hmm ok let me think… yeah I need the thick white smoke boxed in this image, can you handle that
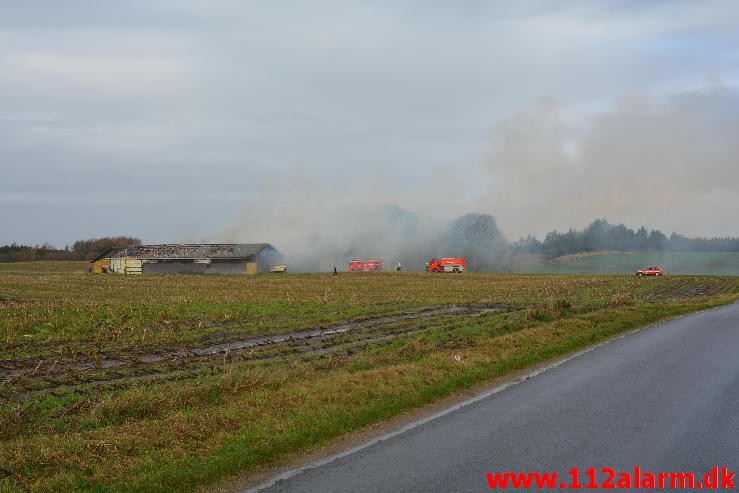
[219,172,511,272]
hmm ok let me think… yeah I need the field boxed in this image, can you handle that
[1,262,738,492]
[515,251,739,276]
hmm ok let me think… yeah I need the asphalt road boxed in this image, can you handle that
[252,303,739,492]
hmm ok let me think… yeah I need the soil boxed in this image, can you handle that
[0,304,506,402]
[640,278,736,302]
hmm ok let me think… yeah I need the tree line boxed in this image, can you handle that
[1,217,736,264]
[0,237,141,262]
[514,219,739,257]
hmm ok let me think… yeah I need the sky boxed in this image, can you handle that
[1,0,738,250]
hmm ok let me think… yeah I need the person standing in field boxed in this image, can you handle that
[396,263,402,272]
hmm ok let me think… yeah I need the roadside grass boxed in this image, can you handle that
[516,251,739,275]
[0,268,738,492]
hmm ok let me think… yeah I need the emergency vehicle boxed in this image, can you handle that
[426,257,467,273]
[348,259,383,272]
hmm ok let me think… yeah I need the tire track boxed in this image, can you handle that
[1,304,506,401]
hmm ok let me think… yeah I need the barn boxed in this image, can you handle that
[99,244,282,275]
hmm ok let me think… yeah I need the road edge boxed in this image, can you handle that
[213,302,734,493]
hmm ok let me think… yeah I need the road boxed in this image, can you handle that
[250,302,739,492]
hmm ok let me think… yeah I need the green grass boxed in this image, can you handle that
[1,263,738,492]
[516,251,739,275]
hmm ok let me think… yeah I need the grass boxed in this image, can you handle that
[0,263,738,492]
[516,251,739,275]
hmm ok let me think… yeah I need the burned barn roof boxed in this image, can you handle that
[106,243,276,260]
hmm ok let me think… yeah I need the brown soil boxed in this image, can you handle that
[0,304,507,402]
[640,278,736,302]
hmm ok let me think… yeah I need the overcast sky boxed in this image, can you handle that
[1,0,738,248]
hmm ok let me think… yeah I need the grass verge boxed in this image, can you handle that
[1,284,736,491]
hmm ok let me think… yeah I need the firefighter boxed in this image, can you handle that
[424,261,429,272]
[396,263,402,272]
[332,266,338,276]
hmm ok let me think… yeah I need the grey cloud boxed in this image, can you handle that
[2,1,739,246]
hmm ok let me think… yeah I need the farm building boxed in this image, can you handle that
[97,244,282,275]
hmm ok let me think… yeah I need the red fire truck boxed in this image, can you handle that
[426,257,467,273]
[348,259,383,272]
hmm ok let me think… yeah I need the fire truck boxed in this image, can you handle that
[348,259,383,272]
[426,257,467,273]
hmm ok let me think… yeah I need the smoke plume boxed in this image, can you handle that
[220,177,511,272]
[219,85,738,270]
[483,85,739,239]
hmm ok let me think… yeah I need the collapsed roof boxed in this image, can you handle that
[104,243,277,260]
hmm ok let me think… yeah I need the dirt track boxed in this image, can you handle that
[0,304,505,402]
[640,277,737,302]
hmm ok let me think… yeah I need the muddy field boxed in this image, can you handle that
[640,277,738,301]
[0,304,507,401]
[2,274,737,402]
[1,268,737,492]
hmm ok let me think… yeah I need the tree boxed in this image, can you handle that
[71,237,142,260]
[514,235,542,254]
[648,229,668,250]
[446,213,510,271]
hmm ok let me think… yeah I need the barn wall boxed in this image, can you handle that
[142,261,248,274]
[109,258,125,273]
[106,244,283,274]
[124,259,143,274]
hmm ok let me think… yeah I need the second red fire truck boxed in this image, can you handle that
[426,257,467,273]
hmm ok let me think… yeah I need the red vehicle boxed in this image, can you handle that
[636,266,663,276]
[426,257,467,273]
[348,259,383,272]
